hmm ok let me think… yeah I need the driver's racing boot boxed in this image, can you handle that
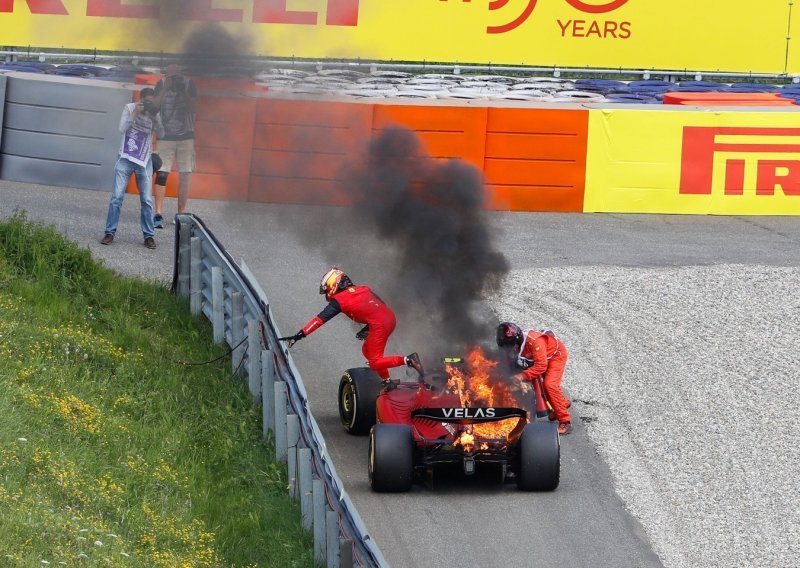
[405,352,424,376]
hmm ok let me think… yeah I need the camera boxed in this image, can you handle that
[142,100,159,116]
[171,74,186,93]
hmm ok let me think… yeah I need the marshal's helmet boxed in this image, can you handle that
[496,322,523,348]
[319,267,354,300]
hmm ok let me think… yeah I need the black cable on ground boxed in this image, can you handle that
[178,335,247,366]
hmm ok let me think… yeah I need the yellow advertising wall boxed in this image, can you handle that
[0,0,793,74]
[584,108,800,215]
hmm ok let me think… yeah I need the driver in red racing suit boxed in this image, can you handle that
[286,268,423,381]
[497,322,572,435]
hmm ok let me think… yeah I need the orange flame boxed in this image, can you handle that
[446,347,523,446]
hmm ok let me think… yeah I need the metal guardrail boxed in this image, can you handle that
[171,213,388,568]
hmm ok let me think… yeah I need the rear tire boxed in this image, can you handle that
[369,424,414,492]
[338,367,383,435]
[517,422,560,491]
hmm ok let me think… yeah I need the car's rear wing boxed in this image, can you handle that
[411,407,526,425]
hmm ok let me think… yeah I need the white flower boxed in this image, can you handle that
[16,437,27,443]
[76,553,88,559]
[94,540,103,547]
[120,552,130,558]
[40,561,49,565]
[105,533,117,539]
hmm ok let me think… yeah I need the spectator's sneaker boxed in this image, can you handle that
[405,352,424,376]
[144,236,156,250]
[153,214,164,229]
[557,422,573,435]
[100,233,114,245]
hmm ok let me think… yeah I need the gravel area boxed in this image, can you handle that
[492,265,800,568]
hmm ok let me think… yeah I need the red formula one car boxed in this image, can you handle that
[337,351,560,492]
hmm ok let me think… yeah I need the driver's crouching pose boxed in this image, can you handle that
[496,321,573,435]
[286,268,423,381]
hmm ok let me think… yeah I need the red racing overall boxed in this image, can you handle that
[515,329,571,424]
[301,285,405,380]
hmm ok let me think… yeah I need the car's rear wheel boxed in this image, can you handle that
[517,422,560,491]
[338,367,383,435]
[369,424,414,492]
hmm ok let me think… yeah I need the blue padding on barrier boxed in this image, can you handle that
[0,64,46,74]
[574,78,628,93]
[628,86,673,94]
[727,83,777,92]
[673,85,722,92]
[726,86,768,93]
[55,64,110,75]
[678,80,728,90]
[628,80,676,89]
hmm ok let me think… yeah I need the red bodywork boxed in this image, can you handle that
[375,382,529,447]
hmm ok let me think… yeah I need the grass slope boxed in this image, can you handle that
[0,212,314,567]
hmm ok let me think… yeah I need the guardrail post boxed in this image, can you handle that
[287,414,300,498]
[211,267,224,344]
[261,350,275,439]
[326,510,339,568]
[177,217,191,298]
[231,292,244,374]
[299,448,313,530]
[313,479,326,564]
[340,539,353,568]
[274,382,288,463]
[189,236,201,315]
[247,320,261,402]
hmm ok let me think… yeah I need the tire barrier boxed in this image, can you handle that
[574,78,628,94]
[551,90,608,103]
[172,214,389,568]
[678,80,729,90]
[3,62,794,105]
[605,93,660,104]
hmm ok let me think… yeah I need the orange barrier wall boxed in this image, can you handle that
[132,94,589,212]
[249,99,372,205]
[484,107,588,212]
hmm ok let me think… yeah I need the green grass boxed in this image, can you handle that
[0,212,314,567]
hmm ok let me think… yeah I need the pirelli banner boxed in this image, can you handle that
[0,1,797,74]
[584,110,800,215]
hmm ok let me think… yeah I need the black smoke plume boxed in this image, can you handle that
[178,23,257,77]
[342,126,510,356]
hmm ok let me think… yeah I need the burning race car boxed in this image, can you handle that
[337,348,560,492]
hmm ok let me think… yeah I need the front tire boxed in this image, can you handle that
[517,422,560,491]
[369,424,414,492]
[338,367,383,435]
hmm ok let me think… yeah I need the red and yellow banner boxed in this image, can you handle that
[584,109,800,215]
[0,1,794,74]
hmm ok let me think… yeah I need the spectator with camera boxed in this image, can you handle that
[152,64,198,228]
[100,87,164,249]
